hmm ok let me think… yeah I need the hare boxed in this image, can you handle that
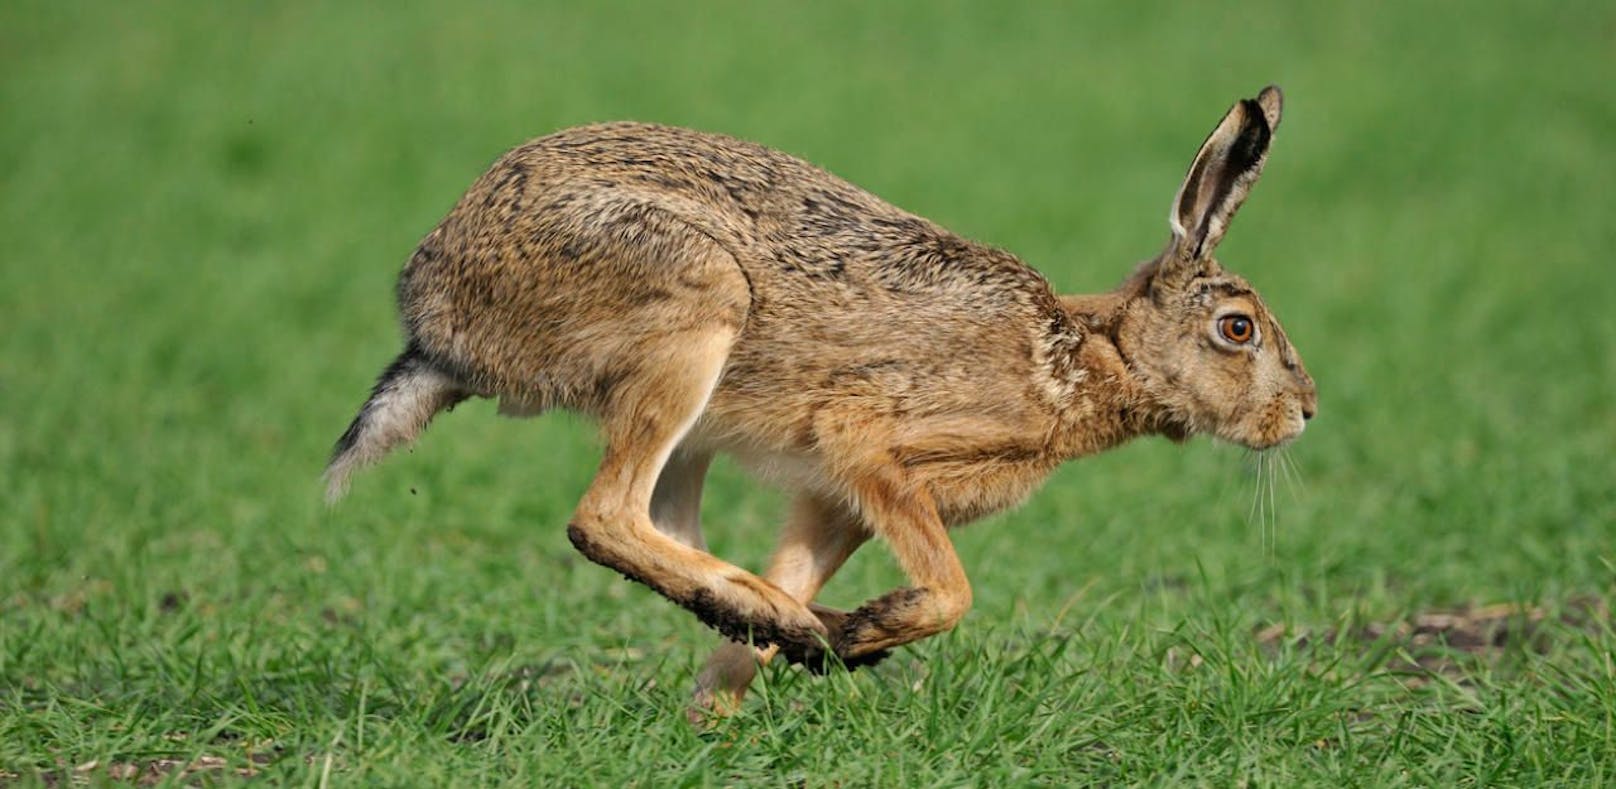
[325,85,1315,715]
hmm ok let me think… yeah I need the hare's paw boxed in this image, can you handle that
[568,522,828,655]
[683,586,827,656]
[758,601,900,675]
[827,586,964,669]
[839,648,894,671]
[770,604,892,672]
[773,631,833,670]
[775,604,890,673]
[836,587,926,650]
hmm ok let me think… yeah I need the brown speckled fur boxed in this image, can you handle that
[325,86,1316,718]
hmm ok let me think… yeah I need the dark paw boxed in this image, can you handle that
[808,603,851,632]
[779,604,848,671]
[816,587,929,672]
[681,588,828,658]
[799,645,893,675]
[840,648,894,671]
[566,525,835,658]
[837,587,924,642]
[781,601,903,674]
[776,637,832,670]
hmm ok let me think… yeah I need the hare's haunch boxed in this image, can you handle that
[326,86,1316,716]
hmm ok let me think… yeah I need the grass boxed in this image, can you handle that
[2,0,1614,784]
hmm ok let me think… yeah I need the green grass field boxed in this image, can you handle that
[3,1,1614,785]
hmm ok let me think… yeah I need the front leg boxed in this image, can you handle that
[830,468,973,661]
[799,604,893,672]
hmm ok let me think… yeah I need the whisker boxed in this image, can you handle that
[1260,449,1273,556]
[1281,449,1307,494]
[1239,448,1291,558]
[1246,449,1264,540]
[1256,453,1266,554]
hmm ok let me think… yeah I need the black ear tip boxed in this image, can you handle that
[1228,97,1274,172]
[1255,85,1283,130]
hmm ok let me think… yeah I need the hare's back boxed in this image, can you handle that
[476,122,1048,296]
[519,123,1064,410]
[509,122,865,231]
[404,122,1063,430]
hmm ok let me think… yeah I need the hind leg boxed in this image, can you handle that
[690,494,869,718]
[566,327,829,658]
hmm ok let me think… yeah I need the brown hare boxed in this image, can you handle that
[326,85,1316,715]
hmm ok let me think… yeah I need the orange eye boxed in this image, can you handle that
[1218,315,1254,344]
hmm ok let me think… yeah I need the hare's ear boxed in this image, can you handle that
[1167,85,1282,262]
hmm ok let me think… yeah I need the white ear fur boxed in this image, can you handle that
[1167,86,1282,261]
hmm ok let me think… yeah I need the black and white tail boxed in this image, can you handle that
[324,346,464,502]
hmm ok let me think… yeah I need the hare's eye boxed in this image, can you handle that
[1218,315,1254,344]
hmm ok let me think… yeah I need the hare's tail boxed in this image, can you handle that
[324,345,464,502]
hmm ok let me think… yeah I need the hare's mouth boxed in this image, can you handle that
[1244,435,1296,451]
[1215,397,1310,451]
[1216,419,1302,451]
[1238,423,1305,451]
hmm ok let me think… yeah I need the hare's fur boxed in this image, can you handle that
[327,86,1316,716]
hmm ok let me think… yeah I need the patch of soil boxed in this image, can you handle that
[10,738,287,788]
[1254,596,1610,681]
[9,755,266,787]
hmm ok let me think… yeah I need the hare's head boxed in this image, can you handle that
[1116,86,1316,450]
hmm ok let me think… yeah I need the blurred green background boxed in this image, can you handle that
[2,1,1613,784]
